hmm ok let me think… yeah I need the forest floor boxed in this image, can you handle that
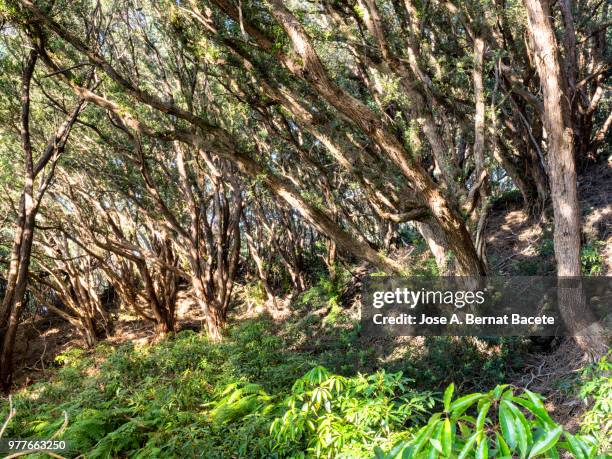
[8,160,611,433]
[487,160,611,275]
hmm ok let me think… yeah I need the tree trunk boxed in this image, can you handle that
[524,0,580,276]
[206,304,225,342]
[0,50,38,392]
[523,0,606,357]
[417,219,452,275]
[80,316,98,348]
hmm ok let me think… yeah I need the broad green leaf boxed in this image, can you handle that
[476,435,489,459]
[498,401,517,450]
[502,400,529,457]
[450,393,484,419]
[504,400,533,444]
[496,432,511,457]
[427,443,439,459]
[476,401,491,431]
[521,390,555,428]
[410,420,441,457]
[575,434,598,458]
[387,441,409,459]
[401,445,414,459]
[430,438,443,455]
[443,384,454,413]
[458,432,479,459]
[441,418,452,457]
[527,426,563,458]
[429,421,444,454]
[492,384,509,400]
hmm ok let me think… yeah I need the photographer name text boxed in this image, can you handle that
[372,313,555,326]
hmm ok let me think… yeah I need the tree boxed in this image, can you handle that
[0,43,87,390]
[523,0,607,357]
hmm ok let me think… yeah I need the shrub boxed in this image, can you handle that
[578,355,611,453]
[379,383,604,459]
[581,243,604,275]
[269,367,434,458]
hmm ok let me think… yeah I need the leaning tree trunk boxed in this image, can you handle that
[0,47,85,391]
[523,0,606,358]
[0,51,38,392]
[416,218,453,275]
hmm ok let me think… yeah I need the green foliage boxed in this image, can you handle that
[490,189,524,210]
[207,383,273,424]
[299,266,351,313]
[538,238,555,258]
[1,318,607,458]
[391,337,528,391]
[239,281,268,309]
[578,355,611,453]
[381,384,604,459]
[581,243,605,275]
[268,367,434,458]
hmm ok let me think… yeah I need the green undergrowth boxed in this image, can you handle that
[575,356,612,453]
[1,306,609,457]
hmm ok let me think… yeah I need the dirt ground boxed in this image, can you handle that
[487,160,611,275]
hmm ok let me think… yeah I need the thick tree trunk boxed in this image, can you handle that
[493,139,548,214]
[523,0,606,357]
[0,201,26,332]
[80,316,98,349]
[206,303,225,342]
[472,35,489,269]
[417,219,452,275]
[524,0,580,276]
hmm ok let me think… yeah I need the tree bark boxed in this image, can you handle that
[416,218,452,275]
[523,0,580,276]
[523,0,606,357]
[0,50,38,392]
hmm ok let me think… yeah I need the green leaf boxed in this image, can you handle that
[476,401,491,431]
[498,401,517,450]
[476,435,489,459]
[457,421,471,438]
[520,390,555,428]
[502,400,530,458]
[410,419,441,457]
[527,426,563,458]
[443,384,454,413]
[504,400,533,444]
[450,393,484,419]
[387,441,409,459]
[441,418,452,457]
[496,432,511,457]
[492,384,509,400]
[458,432,479,459]
[548,447,560,459]
[430,438,443,455]
[427,443,439,459]
[374,445,386,459]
